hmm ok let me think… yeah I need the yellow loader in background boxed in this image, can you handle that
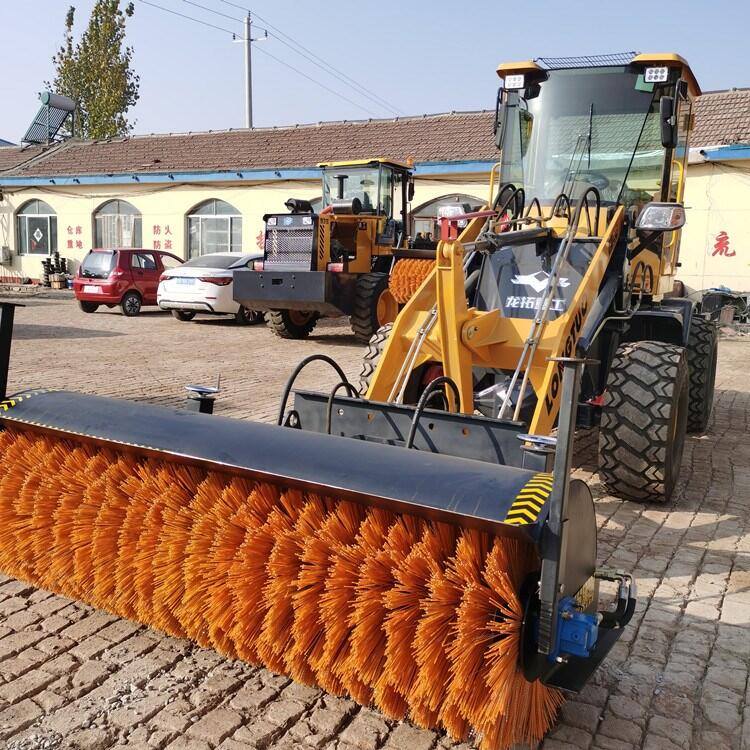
[236,159,434,341]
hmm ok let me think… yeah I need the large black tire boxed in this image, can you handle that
[686,315,718,433]
[359,323,392,395]
[598,340,689,503]
[172,310,196,322]
[351,273,398,343]
[78,300,99,313]
[266,309,318,339]
[120,291,142,317]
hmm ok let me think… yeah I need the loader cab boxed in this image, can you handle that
[260,159,413,274]
[317,159,413,273]
[495,55,697,212]
[493,54,698,296]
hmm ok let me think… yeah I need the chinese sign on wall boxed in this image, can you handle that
[151,224,173,251]
[66,225,84,250]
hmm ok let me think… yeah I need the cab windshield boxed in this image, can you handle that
[322,166,393,216]
[500,66,665,207]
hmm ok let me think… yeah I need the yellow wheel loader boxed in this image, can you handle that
[353,51,718,502]
[235,159,433,342]
[0,52,715,750]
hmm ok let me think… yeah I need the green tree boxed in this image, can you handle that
[47,2,140,139]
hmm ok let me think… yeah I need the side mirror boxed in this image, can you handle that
[636,202,685,232]
[494,87,503,148]
[660,96,677,148]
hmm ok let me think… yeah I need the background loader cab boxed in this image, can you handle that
[234,159,414,342]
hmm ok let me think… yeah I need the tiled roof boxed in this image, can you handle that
[691,88,750,147]
[0,111,497,179]
[0,143,48,173]
[0,90,747,183]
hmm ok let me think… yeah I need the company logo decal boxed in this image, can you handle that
[510,271,570,294]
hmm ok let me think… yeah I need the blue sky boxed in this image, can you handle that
[1,0,749,142]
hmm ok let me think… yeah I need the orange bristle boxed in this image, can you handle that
[289,506,346,689]
[279,494,329,684]
[389,258,434,304]
[0,432,37,577]
[227,485,281,664]
[348,515,422,715]
[474,541,564,749]
[148,464,197,639]
[256,489,311,674]
[205,478,257,656]
[181,472,231,645]
[89,455,134,606]
[29,440,72,588]
[0,426,565,749]
[377,522,457,717]
[12,439,48,581]
[320,523,372,702]
[411,528,489,725]
[51,446,101,599]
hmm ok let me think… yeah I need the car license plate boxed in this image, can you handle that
[176,278,195,285]
[83,285,101,294]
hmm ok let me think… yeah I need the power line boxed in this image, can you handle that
[253,45,380,117]
[181,0,243,24]
[252,23,400,115]
[138,0,236,35]
[135,0,381,117]
[218,0,404,115]
[179,0,269,36]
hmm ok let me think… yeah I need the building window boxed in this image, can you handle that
[17,200,57,255]
[187,199,242,258]
[94,200,142,248]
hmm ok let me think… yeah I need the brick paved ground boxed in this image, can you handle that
[0,293,748,750]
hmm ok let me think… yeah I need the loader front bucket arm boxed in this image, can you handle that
[364,210,488,407]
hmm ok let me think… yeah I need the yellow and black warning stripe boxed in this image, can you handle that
[504,472,554,525]
[0,390,50,412]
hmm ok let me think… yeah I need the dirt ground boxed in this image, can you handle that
[0,293,748,750]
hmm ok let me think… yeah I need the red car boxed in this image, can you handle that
[74,248,183,316]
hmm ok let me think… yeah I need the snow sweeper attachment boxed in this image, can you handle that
[0,300,634,750]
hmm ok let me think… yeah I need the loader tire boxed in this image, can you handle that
[686,315,718,433]
[598,340,688,504]
[359,323,392,395]
[351,273,398,343]
[266,309,318,339]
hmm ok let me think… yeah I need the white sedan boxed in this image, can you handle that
[157,252,263,323]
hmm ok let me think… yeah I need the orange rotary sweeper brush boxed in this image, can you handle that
[389,258,435,304]
[0,424,560,748]
[0,303,634,750]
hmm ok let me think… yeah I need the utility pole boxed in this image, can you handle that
[244,13,252,129]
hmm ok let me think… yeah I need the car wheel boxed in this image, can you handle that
[172,310,196,322]
[121,291,142,317]
[235,306,263,325]
[78,301,99,314]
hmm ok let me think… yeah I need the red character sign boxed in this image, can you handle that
[153,224,173,250]
[712,231,735,257]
